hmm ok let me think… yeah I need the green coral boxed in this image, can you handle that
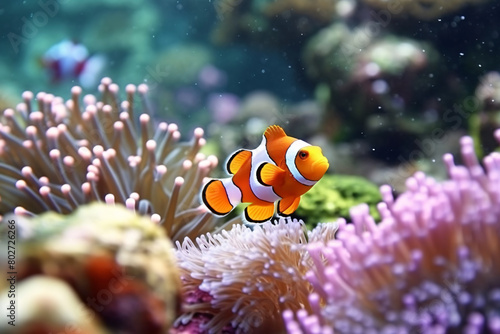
[296,174,382,228]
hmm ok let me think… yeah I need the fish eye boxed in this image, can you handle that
[299,151,308,160]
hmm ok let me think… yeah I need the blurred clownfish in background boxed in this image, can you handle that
[201,125,329,223]
[41,39,106,89]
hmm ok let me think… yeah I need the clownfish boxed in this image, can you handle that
[201,125,329,223]
[41,40,106,89]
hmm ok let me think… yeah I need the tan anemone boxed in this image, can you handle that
[0,78,223,241]
[174,218,339,333]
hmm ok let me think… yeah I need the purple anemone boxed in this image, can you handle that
[284,129,500,334]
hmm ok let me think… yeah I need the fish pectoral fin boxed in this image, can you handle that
[201,179,234,216]
[278,197,301,216]
[226,149,252,175]
[256,162,285,186]
[244,203,275,223]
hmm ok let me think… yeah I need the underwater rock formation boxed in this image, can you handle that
[362,0,491,20]
[0,276,109,334]
[174,218,339,333]
[0,203,181,334]
[261,0,343,42]
[0,78,220,242]
[471,71,500,157]
[303,22,441,161]
[211,0,353,47]
[284,129,500,333]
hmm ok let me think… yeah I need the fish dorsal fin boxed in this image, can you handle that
[264,125,287,142]
[226,149,252,175]
[256,162,285,186]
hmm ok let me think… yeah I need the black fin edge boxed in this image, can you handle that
[226,149,246,175]
[244,206,273,223]
[201,179,233,216]
[256,162,270,186]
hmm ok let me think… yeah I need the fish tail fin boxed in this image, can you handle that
[201,178,241,216]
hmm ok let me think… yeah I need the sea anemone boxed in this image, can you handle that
[283,129,500,333]
[0,78,221,241]
[174,218,339,333]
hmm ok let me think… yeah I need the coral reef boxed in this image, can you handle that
[174,218,339,333]
[0,203,181,333]
[362,0,491,20]
[303,22,443,161]
[262,0,340,41]
[211,0,353,47]
[303,23,438,116]
[471,71,500,157]
[284,129,500,333]
[296,174,381,227]
[0,78,221,242]
[0,276,109,334]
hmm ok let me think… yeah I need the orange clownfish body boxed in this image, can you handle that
[201,125,329,223]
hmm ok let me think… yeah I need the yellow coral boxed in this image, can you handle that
[2,203,181,333]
